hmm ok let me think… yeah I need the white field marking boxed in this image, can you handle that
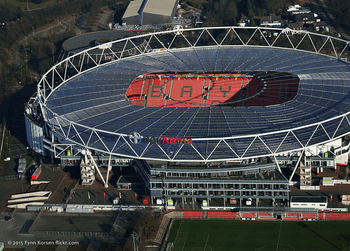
[206,245,213,251]
[276,222,283,251]
[258,244,295,251]
[174,221,183,244]
[181,242,186,251]
[204,233,210,251]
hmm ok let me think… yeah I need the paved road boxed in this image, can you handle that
[0,116,4,167]
[93,7,114,31]
[0,211,134,250]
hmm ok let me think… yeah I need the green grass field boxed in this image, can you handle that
[167,220,350,251]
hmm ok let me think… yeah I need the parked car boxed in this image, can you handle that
[4,216,12,221]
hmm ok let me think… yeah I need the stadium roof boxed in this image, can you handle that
[37,27,350,162]
[61,31,138,55]
[47,46,350,138]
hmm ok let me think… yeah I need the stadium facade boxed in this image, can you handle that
[25,27,350,207]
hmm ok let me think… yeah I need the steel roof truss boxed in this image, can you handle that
[79,52,86,72]
[206,139,223,160]
[338,42,350,59]
[222,139,240,158]
[295,32,308,50]
[317,36,330,54]
[258,27,271,47]
[332,116,345,138]
[106,46,120,60]
[153,34,167,50]
[231,28,245,45]
[193,29,206,47]
[275,131,291,153]
[110,135,121,153]
[68,58,80,76]
[121,135,140,158]
[55,117,66,138]
[94,130,110,152]
[85,52,98,67]
[157,144,172,160]
[128,39,143,55]
[205,28,219,46]
[257,135,273,154]
[245,28,259,46]
[320,124,331,140]
[171,143,185,160]
[63,60,68,81]
[98,48,106,65]
[71,124,86,146]
[330,38,338,58]
[191,144,205,161]
[307,33,317,53]
[219,28,233,46]
[289,150,304,182]
[66,123,72,140]
[140,142,151,157]
[241,136,257,158]
[305,124,320,147]
[55,145,72,158]
[291,131,304,148]
[167,33,178,50]
[86,130,94,146]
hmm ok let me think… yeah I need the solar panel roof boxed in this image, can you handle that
[44,45,350,160]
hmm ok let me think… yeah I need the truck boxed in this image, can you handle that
[31,166,42,181]
[18,158,26,176]
[156,198,164,205]
[113,197,120,205]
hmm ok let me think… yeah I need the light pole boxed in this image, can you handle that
[25,39,28,73]
[132,232,137,251]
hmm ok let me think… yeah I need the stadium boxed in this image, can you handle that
[25,26,350,207]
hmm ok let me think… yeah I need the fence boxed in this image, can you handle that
[0,174,21,181]
[31,230,109,237]
[334,179,350,184]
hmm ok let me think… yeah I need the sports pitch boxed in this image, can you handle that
[166,220,350,251]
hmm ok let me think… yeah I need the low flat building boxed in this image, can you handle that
[122,0,179,25]
[295,13,315,24]
[290,196,328,210]
[260,16,283,28]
